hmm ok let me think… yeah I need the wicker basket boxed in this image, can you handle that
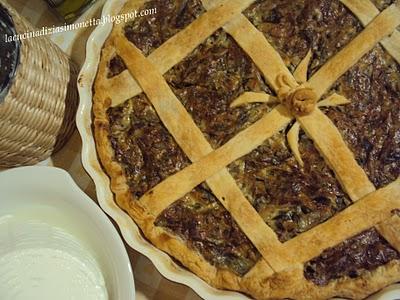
[0,1,78,168]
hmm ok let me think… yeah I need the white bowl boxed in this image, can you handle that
[0,166,135,300]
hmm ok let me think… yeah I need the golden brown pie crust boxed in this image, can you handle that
[93,0,400,298]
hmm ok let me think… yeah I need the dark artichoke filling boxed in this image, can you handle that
[305,228,400,285]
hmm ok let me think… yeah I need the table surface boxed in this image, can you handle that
[5,0,202,299]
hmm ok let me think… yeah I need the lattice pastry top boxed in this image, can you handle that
[93,0,400,299]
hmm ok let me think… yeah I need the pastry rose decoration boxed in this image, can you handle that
[276,74,317,116]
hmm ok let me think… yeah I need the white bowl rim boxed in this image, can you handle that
[0,166,135,300]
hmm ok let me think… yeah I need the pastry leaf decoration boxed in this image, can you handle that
[230,50,351,167]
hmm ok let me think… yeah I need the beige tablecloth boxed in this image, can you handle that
[6,0,202,299]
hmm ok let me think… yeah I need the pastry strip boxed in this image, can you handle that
[287,122,304,167]
[293,49,312,84]
[108,0,257,106]
[376,215,400,252]
[283,179,400,263]
[230,92,277,108]
[206,171,295,271]
[340,0,400,64]
[340,0,381,24]
[229,91,348,109]
[201,0,296,91]
[317,93,351,107]
[148,0,255,78]
[114,31,293,271]
[306,2,400,99]
[297,109,375,201]
[107,71,140,106]
[217,14,296,91]
[113,33,212,160]
[381,30,400,64]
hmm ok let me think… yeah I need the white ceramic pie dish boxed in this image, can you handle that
[0,166,135,300]
[76,0,400,299]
